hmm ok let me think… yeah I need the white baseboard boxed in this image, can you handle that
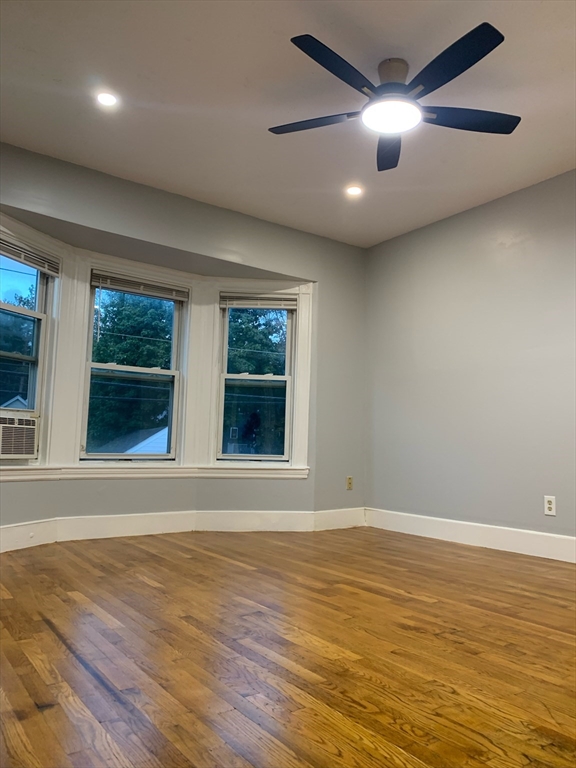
[366,508,576,563]
[1,507,573,563]
[59,510,197,542]
[1,508,361,552]
[314,507,366,530]
[0,518,58,552]
[194,508,365,532]
[194,510,313,532]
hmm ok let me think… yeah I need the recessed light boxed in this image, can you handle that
[345,185,363,197]
[96,92,118,107]
[361,97,422,134]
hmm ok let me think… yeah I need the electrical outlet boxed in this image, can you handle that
[544,496,556,516]
[346,476,353,491]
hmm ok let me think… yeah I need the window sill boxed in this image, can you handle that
[0,464,310,482]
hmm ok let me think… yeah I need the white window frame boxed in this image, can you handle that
[185,282,312,473]
[80,281,184,461]
[0,235,60,433]
[0,300,47,417]
[217,302,295,461]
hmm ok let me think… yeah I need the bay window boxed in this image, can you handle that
[1,212,312,478]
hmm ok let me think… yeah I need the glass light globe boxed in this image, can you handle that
[362,98,422,134]
[96,92,118,107]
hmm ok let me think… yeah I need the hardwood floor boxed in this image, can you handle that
[0,527,574,768]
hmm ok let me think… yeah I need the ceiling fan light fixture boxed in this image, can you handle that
[96,92,119,108]
[270,25,519,170]
[361,97,422,134]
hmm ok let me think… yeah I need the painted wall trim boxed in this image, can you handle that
[366,508,576,563]
[0,465,310,481]
[314,507,366,531]
[1,508,573,562]
[0,508,366,552]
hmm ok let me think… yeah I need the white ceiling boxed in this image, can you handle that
[1,0,574,248]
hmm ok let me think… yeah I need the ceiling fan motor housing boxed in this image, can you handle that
[372,58,412,99]
[378,58,409,84]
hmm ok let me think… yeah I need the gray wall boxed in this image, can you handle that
[1,144,574,536]
[366,171,576,536]
[0,144,366,521]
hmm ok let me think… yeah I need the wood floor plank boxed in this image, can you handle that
[1,527,575,767]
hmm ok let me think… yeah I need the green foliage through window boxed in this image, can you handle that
[86,288,176,454]
[86,370,172,453]
[92,289,174,369]
[227,308,287,375]
[0,308,39,408]
[14,285,36,310]
[222,307,290,457]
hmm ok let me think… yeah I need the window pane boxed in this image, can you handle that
[0,357,35,409]
[92,288,175,369]
[0,254,39,310]
[0,296,41,412]
[222,379,286,456]
[0,308,39,358]
[86,369,173,455]
[227,308,287,375]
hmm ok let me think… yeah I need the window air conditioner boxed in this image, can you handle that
[0,416,38,459]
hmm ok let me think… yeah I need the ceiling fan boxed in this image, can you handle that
[269,23,521,171]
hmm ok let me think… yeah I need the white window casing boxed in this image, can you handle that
[81,273,184,460]
[218,296,296,462]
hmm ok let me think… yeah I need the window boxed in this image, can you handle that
[219,296,297,460]
[82,273,188,459]
[0,252,50,412]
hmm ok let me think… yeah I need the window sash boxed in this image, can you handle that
[0,302,46,414]
[0,254,47,314]
[0,301,45,321]
[222,307,294,377]
[222,374,288,380]
[217,373,292,460]
[81,364,179,459]
[219,303,295,461]
[0,355,39,412]
[0,350,39,364]
[86,361,179,376]
[82,285,183,460]
[92,286,180,370]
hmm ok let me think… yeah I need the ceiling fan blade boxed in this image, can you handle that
[423,107,521,134]
[269,111,360,134]
[406,23,504,99]
[291,35,377,97]
[377,135,401,171]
